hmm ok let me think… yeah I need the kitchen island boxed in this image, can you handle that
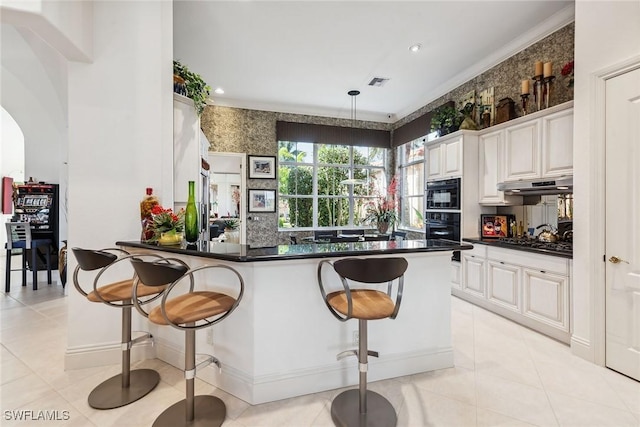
[117,239,471,404]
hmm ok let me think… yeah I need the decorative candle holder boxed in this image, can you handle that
[520,93,530,115]
[533,75,543,111]
[543,76,555,110]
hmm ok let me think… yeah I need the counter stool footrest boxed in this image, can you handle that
[122,331,154,351]
[336,349,379,360]
[336,350,357,360]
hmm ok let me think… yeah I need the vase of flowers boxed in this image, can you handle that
[365,176,398,234]
[148,205,185,245]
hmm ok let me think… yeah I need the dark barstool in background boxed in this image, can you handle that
[5,222,52,291]
[71,248,163,409]
[318,257,408,427]
[130,257,244,427]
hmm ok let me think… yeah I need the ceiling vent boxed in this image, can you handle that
[368,77,390,87]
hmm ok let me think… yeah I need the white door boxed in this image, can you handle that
[605,66,640,380]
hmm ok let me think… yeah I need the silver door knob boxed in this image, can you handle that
[609,256,629,264]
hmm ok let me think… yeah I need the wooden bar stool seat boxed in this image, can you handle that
[318,257,408,427]
[130,257,244,427]
[71,248,165,410]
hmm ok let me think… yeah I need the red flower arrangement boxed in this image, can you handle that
[148,205,185,241]
[365,176,398,231]
[561,60,574,88]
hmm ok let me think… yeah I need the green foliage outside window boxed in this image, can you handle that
[278,142,377,228]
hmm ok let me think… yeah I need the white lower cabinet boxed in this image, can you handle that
[487,260,520,312]
[454,244,571,343]
[522,268,569,331]
[451,261,461,290]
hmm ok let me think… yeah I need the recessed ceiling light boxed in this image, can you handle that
[409,43,422,53]
[557,186,569,190]
[214,87,224,95]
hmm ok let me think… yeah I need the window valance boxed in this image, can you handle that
[276,121,390,148]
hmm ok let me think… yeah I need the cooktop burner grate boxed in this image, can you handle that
[497,238,573,253]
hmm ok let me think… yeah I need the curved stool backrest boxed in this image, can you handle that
[130,257,188,286]
[73,248,118,271]
[333,257,407,283]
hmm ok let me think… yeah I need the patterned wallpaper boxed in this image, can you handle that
[395,23,575,128]
[201,23,574,247]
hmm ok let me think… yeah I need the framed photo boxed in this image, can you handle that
[248,189,276,213]
[248,155,276,179]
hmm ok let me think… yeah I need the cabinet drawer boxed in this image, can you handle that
[463,244,486,258]
[486,246,567,275]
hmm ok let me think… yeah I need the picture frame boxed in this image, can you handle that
[248,155,276,179]
[248,189,276,213]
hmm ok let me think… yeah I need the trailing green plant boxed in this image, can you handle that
[173,60,211,115]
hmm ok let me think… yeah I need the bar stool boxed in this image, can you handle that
[5,222,52,291]
[317,257,408,427]
[130,257,244,427]
[71,248,164,409]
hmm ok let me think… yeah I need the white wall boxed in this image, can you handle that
[0,107,25,244]
[65,1,173,359]
[572,0,640,362]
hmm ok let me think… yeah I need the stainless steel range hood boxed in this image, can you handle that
[497,177,573,195]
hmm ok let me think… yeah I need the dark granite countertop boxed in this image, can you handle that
[116,239,473,263]
[463,238,573,259]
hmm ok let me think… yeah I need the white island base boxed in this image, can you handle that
[125,248,454,405]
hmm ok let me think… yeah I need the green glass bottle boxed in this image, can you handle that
[185,181,198,243]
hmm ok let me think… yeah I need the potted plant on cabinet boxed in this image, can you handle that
[222,219,240,244]
[173,60,211,116]
[430,104,462,136]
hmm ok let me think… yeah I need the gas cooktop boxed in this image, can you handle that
[497,237,573,254]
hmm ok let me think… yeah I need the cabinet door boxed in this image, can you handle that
[487,260,520,312]
[504,120,540,181]
[451,261,461,290]
[462,253,485,297]
[426,143,442,179]
[478,130,503,204]
[541,109,573,177]
[174,96,200,204]
[442,137,462,177]
[522,269,569,331]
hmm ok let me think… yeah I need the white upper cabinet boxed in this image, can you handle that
[504,120,541,182]
[541,109,574,177]
[478,130,522,205]
[477,102,573,193]
[173,93,202,204]
[426,134,463,179]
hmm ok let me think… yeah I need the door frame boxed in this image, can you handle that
[587,55,640,366]
[208,152,247,244]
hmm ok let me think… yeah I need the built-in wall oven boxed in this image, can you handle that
[425,178,462,261]
[426,178,461,210]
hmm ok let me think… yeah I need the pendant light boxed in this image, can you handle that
[340,90,367,186]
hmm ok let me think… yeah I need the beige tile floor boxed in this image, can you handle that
[1,261,639,426]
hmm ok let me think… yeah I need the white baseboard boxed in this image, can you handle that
[155,338,453,405]
[64,341,155,370]
[570,334,595,363]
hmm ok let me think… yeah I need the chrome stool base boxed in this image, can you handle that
[152,395,226,427]
[331,389,397,427]
[88,369,160,409]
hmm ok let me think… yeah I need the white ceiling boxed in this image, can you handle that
[173,1,574,124]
